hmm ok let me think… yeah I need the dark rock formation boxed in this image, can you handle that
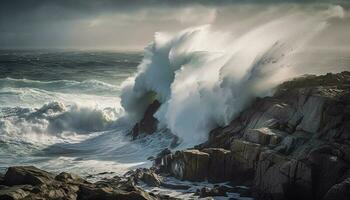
[194,185,251,198]
[4,166,55,186]
[132,100,161,139]
[154,72,350,200]
[323,178,350,200]
[0,166,178,200]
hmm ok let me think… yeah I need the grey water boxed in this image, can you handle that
[0,49,174,178]
[0,48,348,179]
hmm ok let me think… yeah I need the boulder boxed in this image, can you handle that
[154,148,172,170]
[55,172,88,184]
[0,166,165,200]
[243,128,285,146]
[323,178,350,200]
[254,151,312,200]
[77,185,119,200]
[308,146,350,199]
[3,166,55,186]
[0,186,31,200]
[196,186,227,198]
[132,100,161,139]
[230,139,262,172]
[170,149,209,181]
[202,148,233,182]
[129,168,162,187]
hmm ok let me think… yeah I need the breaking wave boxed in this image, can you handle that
[0,102,119,146]
[121,5,344,145]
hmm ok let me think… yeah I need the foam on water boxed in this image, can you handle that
[0,5,348,189]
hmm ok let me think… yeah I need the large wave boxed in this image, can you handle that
[120,5,344,145]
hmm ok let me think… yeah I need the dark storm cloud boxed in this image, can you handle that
[0,0,349,49]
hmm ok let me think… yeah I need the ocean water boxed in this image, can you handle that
[1,47,348,177]
[0,7,349,192]
[0,49,174,178]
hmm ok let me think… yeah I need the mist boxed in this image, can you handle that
[120,5,346,145]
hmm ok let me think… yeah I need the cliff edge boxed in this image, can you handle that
[155,71,350,200]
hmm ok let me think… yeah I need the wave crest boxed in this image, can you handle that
[0,102,119,146]
[121,6,344,145]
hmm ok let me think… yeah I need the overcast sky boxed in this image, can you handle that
[1,0,349,50]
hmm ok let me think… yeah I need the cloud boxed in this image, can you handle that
[0,0,349,49]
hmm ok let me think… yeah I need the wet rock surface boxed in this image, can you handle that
[0,166,178,200]
[132,100,161,139]
[4,72,348,200]
[154,72,350,200]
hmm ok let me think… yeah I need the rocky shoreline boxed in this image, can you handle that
[0,166,182,200]
[1,71,349,200]
[0,166,252,200]
[154,71,350,200]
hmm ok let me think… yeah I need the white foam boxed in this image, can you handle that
[121,6,344,145]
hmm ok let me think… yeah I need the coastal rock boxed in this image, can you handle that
[323,178,350,200]
[0,186,31,200]
[243,128,286,146]
[0,166,171,200]
[132,100,161,139]
[308,145,350,199]
[55,172,88,184]
[202,148,233,182]
[3,166,55,186]
[230,139,262,184]
[0,173,4,185]
[254,151,312,200]
[196,186,227,198]
[170,149,209,181]
[129,168,162,187]
[78,185,158,200]
[154,72,350,200]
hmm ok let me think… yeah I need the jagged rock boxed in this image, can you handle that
[254,150,312,200]
[308,145,350,199]
[230,140,262,176]
[150,72,350,200]
[3,166,55,186]
[55,172,88,184]
[129,168,162,187]
[154,148,172,168]
[323,178,350,200]
[194,72,350,199]
[202,148,233,182]
[160,182,191,190]
[195,186,227,198]
[78,184,158,200]
[0,166,167,200]
[0,185,31,200]
[0,173,4,185]
[170,149,209,181]
[132,100,161,139]
[243,128,286,146]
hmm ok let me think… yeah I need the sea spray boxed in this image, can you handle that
[121,5,344,145]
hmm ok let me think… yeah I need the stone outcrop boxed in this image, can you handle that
[169,149,210,182]
[154,72,350,200]
[132,100,161,139]
[323,178,350,200]
[0,166,177,200]
[3,166,55,186]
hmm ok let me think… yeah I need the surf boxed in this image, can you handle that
[120,5,345,145]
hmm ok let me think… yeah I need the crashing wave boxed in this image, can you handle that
[0,102,119,146]
[120,6,344,145]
